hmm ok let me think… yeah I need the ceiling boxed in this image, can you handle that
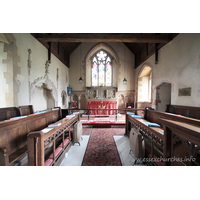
[31,33,178,68]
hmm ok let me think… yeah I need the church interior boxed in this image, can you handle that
[2,1,200,198]
[0,33,200,168]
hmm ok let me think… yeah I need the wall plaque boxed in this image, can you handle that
[178,87,191,96]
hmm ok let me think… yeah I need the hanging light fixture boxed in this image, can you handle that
[123,77,127,85]
[79,44,83,84]
[123,45,127,85]
[79,77,83,84]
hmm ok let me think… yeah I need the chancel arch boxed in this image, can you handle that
[85,43,120,87]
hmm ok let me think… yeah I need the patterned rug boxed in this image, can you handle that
[82,128,93,135]
[82,128,125,166]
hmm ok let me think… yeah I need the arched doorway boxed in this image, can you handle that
[156,82,171,111]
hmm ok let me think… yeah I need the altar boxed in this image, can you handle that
[87,100,117,115]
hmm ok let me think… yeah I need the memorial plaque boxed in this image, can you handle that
[178,87,191,96]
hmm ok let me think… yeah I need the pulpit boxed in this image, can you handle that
[87,100,117,115]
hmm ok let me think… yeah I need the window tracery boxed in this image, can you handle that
[92,50,112,87]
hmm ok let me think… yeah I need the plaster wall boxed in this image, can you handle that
[69,42,135,92]
[0,43,8,107]
[135,33,200,108]
[6,33,70,111]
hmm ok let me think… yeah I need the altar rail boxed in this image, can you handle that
[0,107,62,166]
[165,104,200,120]
[126,108,200,166]
[27,114,80,166]
[0,105,34,121]
[62,108,143,116]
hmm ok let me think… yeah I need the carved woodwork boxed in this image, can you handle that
[0,108,62,166]
[126,108,200,166]
[27,114,80,166]
[158,118,200,166]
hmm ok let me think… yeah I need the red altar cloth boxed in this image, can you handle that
[87,100,117,115]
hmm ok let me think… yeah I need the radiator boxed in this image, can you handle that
[73,121,83,145]
[129,127,145,160]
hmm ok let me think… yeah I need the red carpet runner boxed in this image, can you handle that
[82,128,125,166]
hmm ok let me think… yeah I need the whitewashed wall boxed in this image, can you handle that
[0,43,8,107]
[1,33,70,111]
[135,33,200,108]
[69,42,135,92]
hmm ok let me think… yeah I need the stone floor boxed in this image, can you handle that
[60,133,145,166]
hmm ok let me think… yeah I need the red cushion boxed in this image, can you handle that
[49,147,62,159]
[45,158,53,166]
[64,138,69,146]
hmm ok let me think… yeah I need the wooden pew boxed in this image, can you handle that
[27,114,80,166]
[0,107,20,121]
[165,104,200,120]
[126,109,200,166]
[18,105,34,116]
[144,109,200,128]
[126,114,165,166]
[158,118,200,166]
[0,105,34,121]
[0,108,62,166]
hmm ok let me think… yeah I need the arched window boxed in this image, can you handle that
[92,50,112,87]
[138,65,152,102]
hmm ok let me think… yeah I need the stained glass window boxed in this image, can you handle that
[92,50,112,86]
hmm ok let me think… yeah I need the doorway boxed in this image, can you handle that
[156,82,171,111]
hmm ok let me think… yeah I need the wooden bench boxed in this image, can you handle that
[0,107,62,166]
[0,105,34,121]
[126,108,200,165]
[158,118,200,166]
[0,106,20,121]
[18,105,34,116]
[27,114,80,166]
[165,104,200,120]
[126,114,165,166]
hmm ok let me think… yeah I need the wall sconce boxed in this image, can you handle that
[123,45,127,85]
[79,77,83,84]
[123,78,127,85]
[79,44,83,84]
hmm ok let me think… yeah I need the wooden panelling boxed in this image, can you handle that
[0,108,62,165]
[0,107,20,121]
[165,104,200,120]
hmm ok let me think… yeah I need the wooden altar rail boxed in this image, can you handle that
[165,104,200,120]
[126,108,200,166]
[62,108,144,116]
[0,107,62,166]
[0,105,34,121]
[27,114,80,166]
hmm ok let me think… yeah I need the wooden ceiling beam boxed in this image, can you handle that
[35,33,172,43]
